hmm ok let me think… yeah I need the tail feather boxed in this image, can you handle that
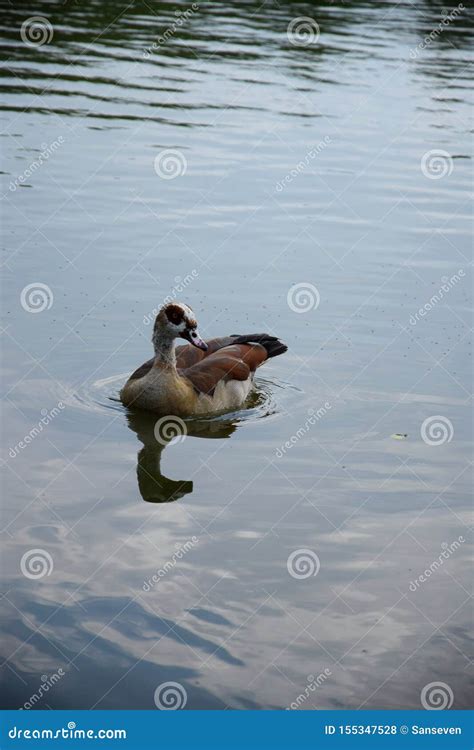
[231,333,287,359]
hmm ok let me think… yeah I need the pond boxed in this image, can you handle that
[1,0,472,710]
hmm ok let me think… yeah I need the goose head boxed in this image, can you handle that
[153,302,208,351]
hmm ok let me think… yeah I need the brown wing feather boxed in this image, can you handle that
[182,343,268,396]
[127,357,154,381]
[175,336,237,369]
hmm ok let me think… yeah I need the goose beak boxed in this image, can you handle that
[182,327,208,351]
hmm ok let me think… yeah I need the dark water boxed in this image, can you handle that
[1,1,472,710]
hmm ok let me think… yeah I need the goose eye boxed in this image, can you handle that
[165,304,184,325]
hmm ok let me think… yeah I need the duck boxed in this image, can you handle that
[120,302,287,416]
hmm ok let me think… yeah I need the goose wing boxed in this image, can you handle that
[176,333,287,369]
[126,334,287,385]
[175,336,237,368]
[181,343,268,396]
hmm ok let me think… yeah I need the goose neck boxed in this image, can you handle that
[152,333,177,369]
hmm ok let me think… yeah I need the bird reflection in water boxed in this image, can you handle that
[125,410,237,503]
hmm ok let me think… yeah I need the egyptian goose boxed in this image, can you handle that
[120,302,287,416]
